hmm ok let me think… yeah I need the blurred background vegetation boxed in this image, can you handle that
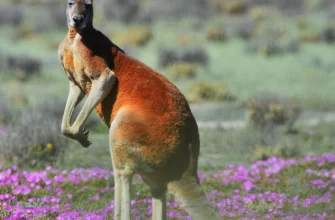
[0,0,335,171]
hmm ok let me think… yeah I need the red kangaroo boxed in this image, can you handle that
[58,0,219,219]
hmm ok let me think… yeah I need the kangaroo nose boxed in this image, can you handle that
[72,15,84,25]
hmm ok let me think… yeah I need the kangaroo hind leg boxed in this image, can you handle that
[109,108,136,220]
[120,172,134,220]
[151,187,167,220]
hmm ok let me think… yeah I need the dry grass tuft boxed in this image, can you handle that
[187,81,236,103]
[112,25,153,47]
[166,62,197,80]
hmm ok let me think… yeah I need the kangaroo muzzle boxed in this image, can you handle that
[70,14,86,28]
[72,15,84,25]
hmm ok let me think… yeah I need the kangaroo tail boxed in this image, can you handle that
[167,174,220,220]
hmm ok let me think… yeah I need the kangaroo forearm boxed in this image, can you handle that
[61,82,84,131]
[71,74,115,130]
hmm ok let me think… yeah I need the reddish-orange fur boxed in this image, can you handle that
[59,5,218,217]
[59,28,199,180]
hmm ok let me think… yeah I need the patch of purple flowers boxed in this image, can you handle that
[0,154,334,219]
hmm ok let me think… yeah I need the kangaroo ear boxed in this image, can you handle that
[86,0,93,4]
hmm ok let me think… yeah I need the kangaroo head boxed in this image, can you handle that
[67,0,93,30]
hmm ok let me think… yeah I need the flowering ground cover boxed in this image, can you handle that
[1,154,335,219]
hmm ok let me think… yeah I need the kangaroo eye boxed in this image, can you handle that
[68,2,74,6]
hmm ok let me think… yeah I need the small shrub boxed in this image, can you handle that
[248,6,275,21]
[247,145,301,163]
[245,94,302,131]
[187,81,236,103]
[0,111,68,169]
[166,62,197,80]
[5,55,42,81]
[0,96,101,169]
[298,31,320,43]
[320,27,335,44]
[206,26,227,42]
[112,25,152,47]
[213,0,248,15]
[245,39,300,57]
[245,39,282,57]
[233,19,256,40]
[158,47,209,67]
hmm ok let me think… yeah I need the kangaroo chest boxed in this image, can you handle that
[62,49,91,94]
[63,35,108,94]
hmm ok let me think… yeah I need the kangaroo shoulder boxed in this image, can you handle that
[58,41,66,65]
[58,38,71,64]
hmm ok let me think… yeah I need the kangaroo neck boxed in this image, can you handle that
[67,26,95,40]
